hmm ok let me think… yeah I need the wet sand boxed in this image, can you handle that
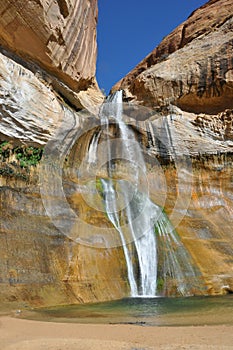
[0,316,233,349]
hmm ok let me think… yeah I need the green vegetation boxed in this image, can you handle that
[96,177,104,198]
[0,140,43,180]
[14,146,43,167]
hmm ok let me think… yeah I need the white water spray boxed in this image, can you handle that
[99,91,157,297]
[86,91,202,297]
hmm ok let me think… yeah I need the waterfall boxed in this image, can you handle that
[98,91,157,297]
[86,90,202,297]
[154,210,200,296]
[87,132,100,167]
[100,178,138,296]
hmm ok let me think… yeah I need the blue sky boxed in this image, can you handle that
[96,0,207,94]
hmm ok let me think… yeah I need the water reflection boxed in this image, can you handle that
[21,295,233,326]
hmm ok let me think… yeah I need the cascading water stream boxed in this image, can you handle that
[100,178,138,296]
[98,91,157,297]
[85,90,202,297]
[87,132,100,167]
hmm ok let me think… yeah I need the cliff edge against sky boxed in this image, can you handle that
[113,0,233,115]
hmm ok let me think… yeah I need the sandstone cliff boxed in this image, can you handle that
[113,0,233,115]
[0,0,103,112]
[111,0,233,297]
[0,0,233,310]
[0,0,113,310]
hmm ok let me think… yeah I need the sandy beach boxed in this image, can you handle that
[0,316,233,350]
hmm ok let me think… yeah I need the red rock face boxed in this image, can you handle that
[113,0,233,114]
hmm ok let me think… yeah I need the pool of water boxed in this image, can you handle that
[20,295,233,326]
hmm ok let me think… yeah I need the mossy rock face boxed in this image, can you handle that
[0,141,43,180]
[14,146,43,168]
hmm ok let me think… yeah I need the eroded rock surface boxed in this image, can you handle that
[0,0,103,110]
[113,0,233,114]
[0,53,62,144]
[0,0,233,308]
[111,0,233,296]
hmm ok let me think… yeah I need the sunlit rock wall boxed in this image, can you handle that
[113,0,233,114]
[0,180,128,307]
[0,0,233,309]
[0,53,127,308]
[0,0,118,309]
[111,0,233,295]
[73,104,233,295]
[0,0,103,111]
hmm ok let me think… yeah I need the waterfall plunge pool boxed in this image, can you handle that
[19,295,233,326]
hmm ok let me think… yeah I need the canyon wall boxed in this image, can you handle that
[113,0,233,115]
[0,0,233,310]
[0,0,103,113]
[112,0,233,295]
[0,0,121,310]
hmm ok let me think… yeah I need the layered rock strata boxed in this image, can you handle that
[0,0,103,111]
